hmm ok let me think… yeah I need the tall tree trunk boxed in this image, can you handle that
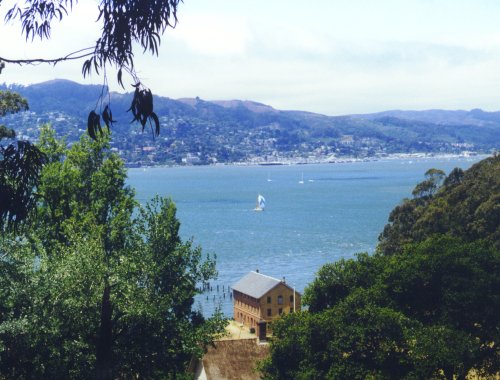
[95,281,113,380]
[443,367,454,380]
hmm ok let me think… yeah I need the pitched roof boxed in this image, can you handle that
[232,271,285,299]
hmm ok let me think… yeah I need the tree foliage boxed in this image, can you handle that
[379,154,500,255]
[0,128,226,379]
[0,89,29,139]
[261,156,500,380]
[0,140,45,229]
[262,236,500,380]
[0,89,43,230]
[411,168,445,199]
[0,90,28,117]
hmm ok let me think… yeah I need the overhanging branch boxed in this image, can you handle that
[0,46,94,66]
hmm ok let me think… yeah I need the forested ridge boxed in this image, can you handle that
[379,154,500,255]
[261,154,500,380]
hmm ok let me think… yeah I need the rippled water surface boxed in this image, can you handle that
[127,156,483,316]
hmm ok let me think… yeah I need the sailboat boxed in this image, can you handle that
[267,172,272,182]
[254,194,266,211]
[299,172,304,184]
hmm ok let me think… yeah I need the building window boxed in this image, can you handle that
[267,296,271,304]
[277,295,283,305]
[278,308,283,315]
[267,308,271,317]
[290,295,294,302]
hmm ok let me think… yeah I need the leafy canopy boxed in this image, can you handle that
[262,236,500,380]
[379,154,500,255]
[0,89,43,230]
[0,127,227,379]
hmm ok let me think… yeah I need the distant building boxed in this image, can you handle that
[340,135,354,145]
[232,271,301,336]
[182,153,201,165]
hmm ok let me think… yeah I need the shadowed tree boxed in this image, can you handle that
[0,87,44,230]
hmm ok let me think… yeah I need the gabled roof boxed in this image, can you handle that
[232,271,290,299]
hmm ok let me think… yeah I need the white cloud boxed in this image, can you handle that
[171,12,251,56]
[3,0,500,115]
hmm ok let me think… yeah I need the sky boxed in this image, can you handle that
[2,0,500,115]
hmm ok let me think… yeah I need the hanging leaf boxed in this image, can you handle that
[150,112,160,137]
[87,111,98,140]
[102,105,116,132]
[127,83,161,136]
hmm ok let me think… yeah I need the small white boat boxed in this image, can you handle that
[254,194,266,211]
[299,172,304,184]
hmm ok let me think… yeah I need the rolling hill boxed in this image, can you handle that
[1,79,498,166]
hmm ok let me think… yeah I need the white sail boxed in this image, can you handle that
[254,194,266,211]
[258,194,266,209]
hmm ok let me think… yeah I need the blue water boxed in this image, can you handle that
[127,156,484,317]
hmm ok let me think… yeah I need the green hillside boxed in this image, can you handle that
[378,154,500,254]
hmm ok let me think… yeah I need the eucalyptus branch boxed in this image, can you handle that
[0,46,94,66]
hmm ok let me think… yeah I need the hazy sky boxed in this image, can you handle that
[2,0,500,115]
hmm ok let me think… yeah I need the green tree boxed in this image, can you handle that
[262,237,500,380]
[0,89,28,139]
[378,155,500,255]
[0,128,226,379]
[411,168,446,199]
[382,237,500,379]
[0,89,43,230]
[303,252,381,313]
[261,288,415,380]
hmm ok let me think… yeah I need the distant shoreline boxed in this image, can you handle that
[125,152,489,169]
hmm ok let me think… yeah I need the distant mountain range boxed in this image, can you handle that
[1,79,498,166]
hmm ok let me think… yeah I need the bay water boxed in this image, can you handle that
[127,156,484,317]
